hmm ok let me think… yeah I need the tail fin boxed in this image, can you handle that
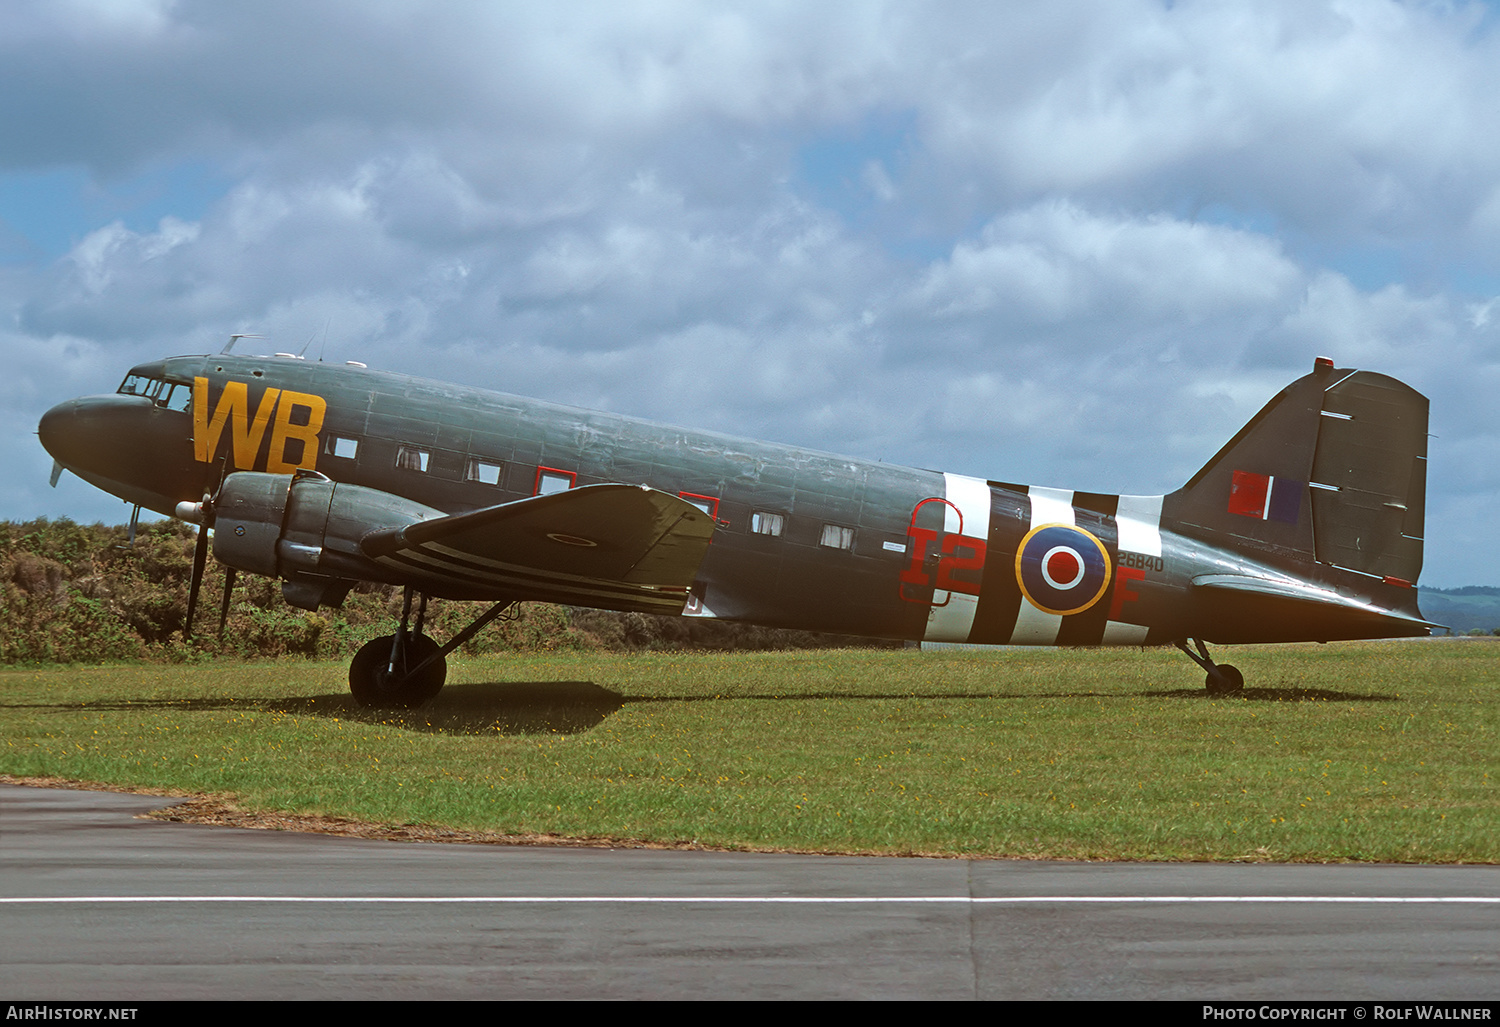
[1165,359,1428,583]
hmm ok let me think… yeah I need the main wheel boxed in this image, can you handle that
[349,633,447,708]
[1205,664,1244,695]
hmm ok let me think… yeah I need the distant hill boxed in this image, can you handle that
[1417,586,1500,635]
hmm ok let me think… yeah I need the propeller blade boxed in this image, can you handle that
[184,492,215,640]
[49,460,64,488]
[218,567,237,638]
[185,522,209,638]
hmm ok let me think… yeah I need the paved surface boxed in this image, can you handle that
[2,783,1497,1000]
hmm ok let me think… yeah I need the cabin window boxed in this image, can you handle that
[466,458,502,486]
[751,511,784,537]
[396,446,430,472]
[535,467,576,495]
[679,492,719,519]
[326,436,359,460]
[820,524,855,550]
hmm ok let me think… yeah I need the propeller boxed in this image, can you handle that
[218,567,237,638]
[176,493,215,639]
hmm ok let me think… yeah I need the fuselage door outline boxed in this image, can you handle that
[899,496,989,607]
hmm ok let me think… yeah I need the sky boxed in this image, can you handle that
[2,0,1498,587]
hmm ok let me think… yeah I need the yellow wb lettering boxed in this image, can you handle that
[192,377,324,472]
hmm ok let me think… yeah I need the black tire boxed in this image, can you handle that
[1205,664,1244,695]
[349,633,447,708]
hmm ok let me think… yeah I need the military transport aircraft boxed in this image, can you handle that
[37,348,1433,706]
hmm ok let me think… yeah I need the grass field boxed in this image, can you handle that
[2,640,1495,862]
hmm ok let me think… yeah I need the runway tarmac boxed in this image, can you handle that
[2,783,1497,1000]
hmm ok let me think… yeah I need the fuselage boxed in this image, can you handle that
[38,352,1429,647]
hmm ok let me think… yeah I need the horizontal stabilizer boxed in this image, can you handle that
[360,483,716,611]
[1189,574,1436,644]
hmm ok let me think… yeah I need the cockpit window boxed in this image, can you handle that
[118,374,158,398]
[118,374,192,412]
[160,382,193,412]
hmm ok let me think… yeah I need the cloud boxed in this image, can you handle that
[905,2,1500,238]
[909,201,1299,331]
[2,0,1499,588]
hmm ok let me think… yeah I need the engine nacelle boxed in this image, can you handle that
[212,470,445,610]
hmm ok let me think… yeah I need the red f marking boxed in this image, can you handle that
[1108,566,1144,619]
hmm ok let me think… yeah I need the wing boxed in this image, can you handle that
[360,483,716,613]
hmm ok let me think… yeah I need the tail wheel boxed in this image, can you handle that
[350,633,447,708]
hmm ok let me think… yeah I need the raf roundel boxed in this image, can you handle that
[1014,523,1112,617]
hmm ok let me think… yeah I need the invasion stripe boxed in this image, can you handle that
[378,549,669,600]
[1103,493,1164,646]
[372,553,687,610]
[417,541,685,593]
[1114,494,1163,558]
[965,484,1027,645]
[398,543,688,597]
[922,472,991,644]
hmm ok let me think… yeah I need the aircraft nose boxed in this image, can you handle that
[37,397,84,465]
[38,391,206,512]
[38,393,156,477]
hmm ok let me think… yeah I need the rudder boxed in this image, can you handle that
[1308,369,1427,582]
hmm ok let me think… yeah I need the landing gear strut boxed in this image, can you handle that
[1174,639,1244,695]
[347,587,516,708]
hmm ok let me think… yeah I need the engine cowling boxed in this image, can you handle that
[211,470,445,610]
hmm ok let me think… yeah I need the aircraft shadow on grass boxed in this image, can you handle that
[8,682,621,735]
[6,680,1400,740]
[279,680,625,735]
[271,680,1409,733]
[1137,686,1399,702]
